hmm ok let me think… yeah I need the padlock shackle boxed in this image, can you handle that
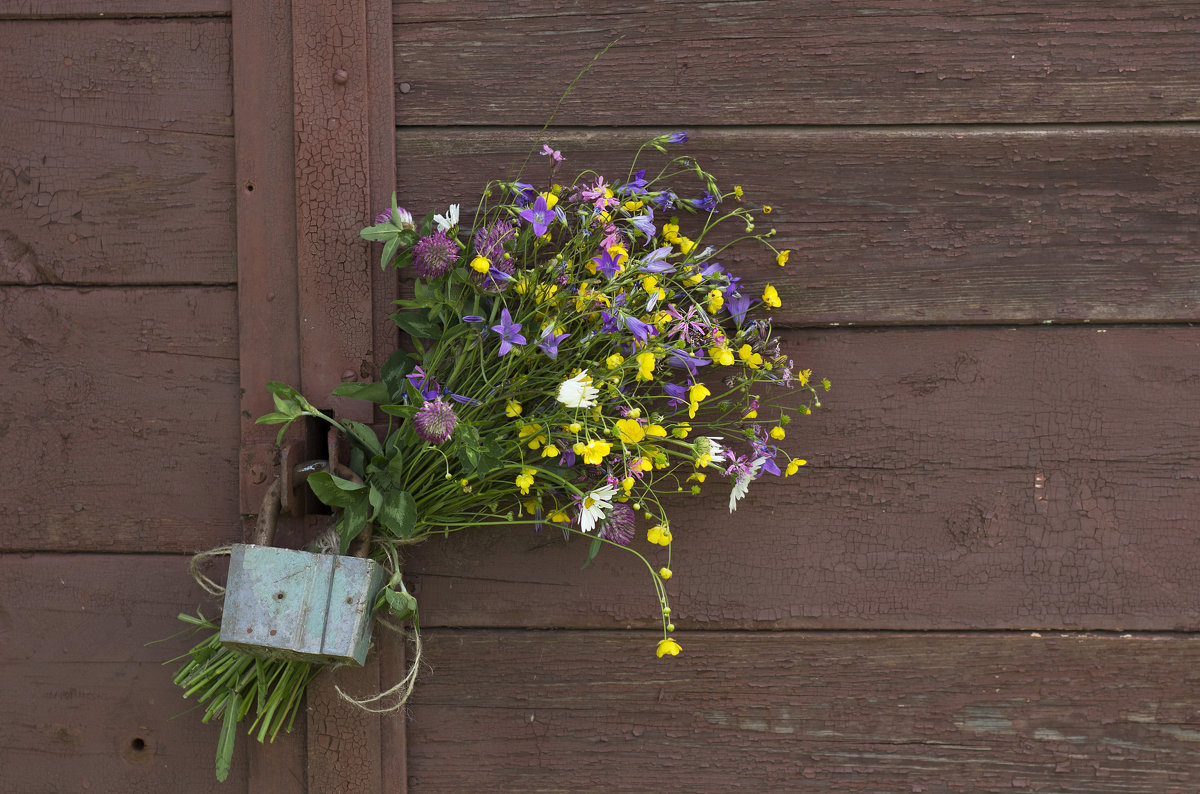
[253,460,373,558]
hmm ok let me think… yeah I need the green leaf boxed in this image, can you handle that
[254,412,293,425]
[390,309,442,340]
[265,381,302,402]
[216,691,240,782]
[379,403,413,419]
[307,471,366,508]
[337,495,370,552]
[419,210,435,237]
[332,381,390,403]
[343,420,384,457]
[368,486,383,521]
[381,349,417,399]
[359,225,397,242]
[382,588,418,620]
[582,536,603,569]
[376,490,417,539]
[380,236,401,270]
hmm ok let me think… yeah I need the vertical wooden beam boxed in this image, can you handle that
[234,0,308,790]
[292,0,376,423]
[290,0,391,791]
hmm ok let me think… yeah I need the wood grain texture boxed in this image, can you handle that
[0,1,228,16]
[392,0,1200,126]
[404,325,1200,632]
[292,0,375,422]
[234,0,302,519]
[405,630,1200,793]
[393,127,1200,325]
[0,19,235,285]
[0,287,241,553]
[0,553,248,792]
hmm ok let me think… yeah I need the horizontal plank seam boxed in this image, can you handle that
[417,626,1200,638]
[395,121,1200,134]
[0,282,237,290]
[0,12,230,20]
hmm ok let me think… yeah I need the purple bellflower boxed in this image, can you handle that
[538,326,570,359]
[519,194,555,236]
[490,308,526,356]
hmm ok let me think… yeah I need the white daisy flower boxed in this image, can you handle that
[578,484,618,532]
[729,457,765,513]
[698,436,727,465]
[557,370,599,409]
[433,203,460,232]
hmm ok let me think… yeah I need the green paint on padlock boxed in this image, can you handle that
[219,544,385,666]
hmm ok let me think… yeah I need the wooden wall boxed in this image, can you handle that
[0,2,251,791]
[391,2,1200,792]
[3,1,1199,792]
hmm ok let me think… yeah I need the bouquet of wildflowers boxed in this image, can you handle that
[272,132,825,651]
[175,133,826,779]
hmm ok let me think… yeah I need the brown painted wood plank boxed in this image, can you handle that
[0,19,235,285]
[405,325,1200,632]
[233,0,302,524]
[0,2,228,16]
[291,0,375,423]
[407,630,1200,793]
[393,1,1200,126]
[394,127,1200,325]
[0,287,241,553]
[0,553,248,791]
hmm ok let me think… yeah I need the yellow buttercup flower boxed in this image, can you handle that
[785,458,807,476]
[739,344,763,369]
[541,444,560,458]
[770,426,786,440]
[505,400,523,418]
[707,289,724,313]
[678,237,696,256]
[515,467,536,495]
[733,185,744,201]
[646,525,672,546]
[776,249,790,267]
[743,409,758,420]
[709,345,734,366]
[540,191,558,210]
[636,351,656,382]
[672,422,691,439]
[658,567,672,581]
[645,424,667,438]
[621,477,635,495]
[656,638,682,658]
[614,418,646,444]
[470,255,491,274]
[605,352,625,370]
[581,439,612,465]
[762,284,781,309]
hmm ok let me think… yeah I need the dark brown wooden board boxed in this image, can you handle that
[404,325,1200,632]
[393,127,1200,326]
[0,2,228,16]
[0,19,235,285]
[0,553,248,791]
[392,1,1200,126]
[0,287,241,553]
[404,630,1200,793]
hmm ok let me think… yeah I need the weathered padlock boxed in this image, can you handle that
[219,462,385,666]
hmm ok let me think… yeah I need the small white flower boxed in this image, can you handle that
[729,458,765,513]
[433,204,460,232]
[557,370,599,409]
[394,207,414,229]
[699,436,727,464]
[578,484,617,532]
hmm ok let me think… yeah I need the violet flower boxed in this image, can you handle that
[622,314,657,344]
[406,367,440,400]
[490,308,526,356]
[591,247,625,279]
[725,291,753,328]
[689,191,718,212]
[538,326,571,359]
[413,398,458,445]
[638,246,675,273]
[627,207,656,243]
[540,144,565,166]
[519,194,555,236]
